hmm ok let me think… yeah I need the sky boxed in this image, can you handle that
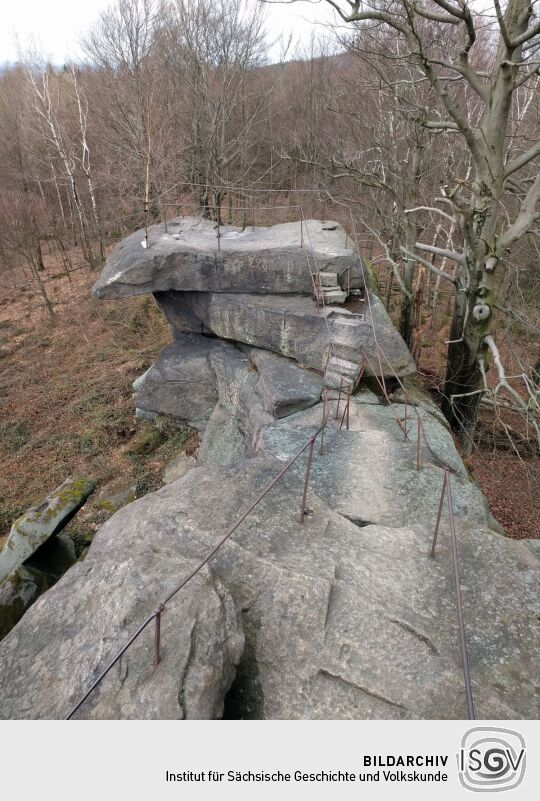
[0,0,337,66]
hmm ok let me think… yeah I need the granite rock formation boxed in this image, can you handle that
[0,217,537,720]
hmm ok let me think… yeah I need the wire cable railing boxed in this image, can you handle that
[63,186,475,720]
[66,422,328,719]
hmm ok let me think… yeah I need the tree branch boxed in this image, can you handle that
[405,205,455,223]
[498,174,540,252]
[414,241,466,264]
[504,139,540,178]
[401,247,457,284]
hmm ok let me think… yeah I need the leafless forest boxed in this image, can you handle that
[0,0,538,537]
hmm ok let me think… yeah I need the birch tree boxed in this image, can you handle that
[27,66,97,268]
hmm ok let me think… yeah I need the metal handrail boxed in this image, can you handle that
[344,211,475,719]
[66,428,327,719]
[65,193,475,720]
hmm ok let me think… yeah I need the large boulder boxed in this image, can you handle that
[92,217,363,300]
[0,508,244,719]
[247,348,323,418]
[1,378,537,719]
[133,334,222,428]
[155,291,416,379]
[2,456,534,720]
[0,566,54,641]
[0,476,94,585]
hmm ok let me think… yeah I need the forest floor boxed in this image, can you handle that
[0,247,197,550]
[0,244,538,547]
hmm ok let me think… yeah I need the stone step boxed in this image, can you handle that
[323,370,355,389]
[320,288,348,305]
[318,271,339,287]
[333,318,361,328]
[327,355,359,377]
[331,342,364,365]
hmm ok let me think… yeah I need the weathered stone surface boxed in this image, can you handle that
[134,334,220,428]
[258,424,488,530]
[208,342,274,449]
[0,476,95,586]
[0,566,54,641]
[157,291,416,381]
[93,217,363,300]
[5,458,533,719]
[133,333,325,446]
[247,348,323,418]
[0,508,244,719]
[94,487,137,514]
[162,453,197,483]
[197,403,246,466]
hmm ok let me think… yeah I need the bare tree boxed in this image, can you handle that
[313,1,540,449]
[160,0,270,217]
[0,191,54,317]
[26,65,97,268]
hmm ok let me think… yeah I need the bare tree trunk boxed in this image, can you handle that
[28,253,54,318]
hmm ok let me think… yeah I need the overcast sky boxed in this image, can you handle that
[0,0,337,65]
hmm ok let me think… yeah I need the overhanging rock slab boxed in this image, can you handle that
[156,291,416,379]
[0,476,95,586]
[93,217,363,299]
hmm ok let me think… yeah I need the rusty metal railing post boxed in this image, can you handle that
[340,384,350,430]
[429,470,448,558]
[312,272,321,314]
[299,437,316,525]
[300,216,304,248]
[335,378,343,420]
[403,399,408,441]
[217,220,221,252]
[154,603,165,667]
[320,389,328,455]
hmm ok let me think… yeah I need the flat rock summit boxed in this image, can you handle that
[0,218,537,720]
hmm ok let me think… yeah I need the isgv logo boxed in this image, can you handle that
[458,727,526,792]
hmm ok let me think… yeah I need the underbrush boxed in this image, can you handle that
[0,249,192,546]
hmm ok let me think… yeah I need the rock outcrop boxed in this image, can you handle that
[0,514,243,719]
[0,217,537,720]
[94,217,416,390]
[0,475,94,586]
[93,217,363,299]
[0,478,93,641]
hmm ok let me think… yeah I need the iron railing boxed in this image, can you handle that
[64,193,475,720]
